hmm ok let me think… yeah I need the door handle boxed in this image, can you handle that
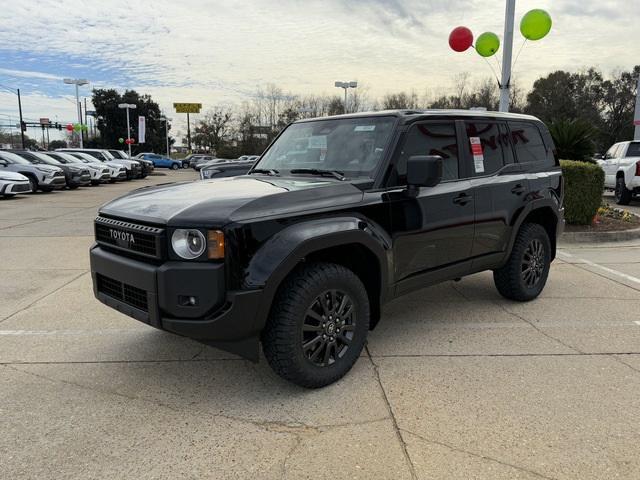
[453,193,472,205]
[511,184,526,195]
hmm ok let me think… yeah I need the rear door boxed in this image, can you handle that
[463,120,526,259]
[387,120,475,283]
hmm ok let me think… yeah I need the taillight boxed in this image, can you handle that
[636,161,640,177]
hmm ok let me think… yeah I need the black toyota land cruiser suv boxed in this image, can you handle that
[91,110,563,387]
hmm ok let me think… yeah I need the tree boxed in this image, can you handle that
[92,89,170,154]
[548,118,597,161]
[48,140,67,150]
[193,107,234,154]
[380,91,420,110]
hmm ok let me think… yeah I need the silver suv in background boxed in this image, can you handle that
[0,150,66,192]
[13,150,91,189]
[58,149,141,180]
[46,151,112,186]
[66,152,126,183]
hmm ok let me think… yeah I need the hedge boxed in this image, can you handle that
[560,160,604,225]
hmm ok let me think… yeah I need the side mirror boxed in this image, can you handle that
[407,155,442,190]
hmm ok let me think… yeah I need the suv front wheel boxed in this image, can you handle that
[262,262,370,388]
[494,223,551,301]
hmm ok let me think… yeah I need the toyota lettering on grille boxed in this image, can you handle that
[109,228,136,247]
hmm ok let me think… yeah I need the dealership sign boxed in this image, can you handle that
[138,116,146,144]
[173,102,202,114]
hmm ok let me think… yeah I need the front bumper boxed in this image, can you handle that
[41,175,66,189]
[1,180,31,195]
[90,246,263,358]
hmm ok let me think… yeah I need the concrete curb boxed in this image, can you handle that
[560,226,640,244]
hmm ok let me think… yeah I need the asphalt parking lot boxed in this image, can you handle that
[2,172,640,480]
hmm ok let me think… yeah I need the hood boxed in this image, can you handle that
[99,175,364,226]
[0,171,28,181]
[34,164,63,173]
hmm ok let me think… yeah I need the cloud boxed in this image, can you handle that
[0,0,638,140]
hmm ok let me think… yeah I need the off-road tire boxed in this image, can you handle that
[615,176,632,205]
[262,262,370,388]
[494,223,551,302]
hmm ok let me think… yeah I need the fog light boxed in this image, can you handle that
[178,295,198,306]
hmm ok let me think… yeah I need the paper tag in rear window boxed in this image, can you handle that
[354,125,376,132]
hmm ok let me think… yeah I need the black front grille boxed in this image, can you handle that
[95,216,164,259]
[96,274,148,311]
[12,183,31,192]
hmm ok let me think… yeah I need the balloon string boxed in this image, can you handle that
[474,46,502,87]
[511,38,528,74]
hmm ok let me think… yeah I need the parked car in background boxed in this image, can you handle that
[46,151,110,186]
[190,155,216,169]
[66,152,126,183]
[0,150,66,192]
[136,153,182,170]
[0,171,31,198]
[599,141,640,205]
[59,149,141,180]
[195,157,231,171]
[199,160,255,179]
[109,150,154,178]
[13,150,91,189]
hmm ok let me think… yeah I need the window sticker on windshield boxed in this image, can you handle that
[308,135,327,149]
[470,137,485,173]
[354,125,376,132]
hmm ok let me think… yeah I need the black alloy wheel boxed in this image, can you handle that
[302,289,356,367]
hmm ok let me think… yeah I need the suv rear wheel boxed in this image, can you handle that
[615,176,632,205]
[262,262,370,388]
[493,223,551,301]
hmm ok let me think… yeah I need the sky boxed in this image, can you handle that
[0,0,638,143]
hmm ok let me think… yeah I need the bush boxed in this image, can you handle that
[560,160,604,225]
[549,118,597,161]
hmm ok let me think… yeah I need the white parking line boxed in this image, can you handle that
[558,251,640,285]
[635,321,640,327]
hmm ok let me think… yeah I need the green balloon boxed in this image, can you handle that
[73,123,82,132]
[475,32,500,57]
[118,137,124,144]
[520,9,552,41]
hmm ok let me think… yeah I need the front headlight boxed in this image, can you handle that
[35,166,54,175]
[172,229,207,259]
[171,229,225,260]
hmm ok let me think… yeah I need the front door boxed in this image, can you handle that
[386,120,474,284]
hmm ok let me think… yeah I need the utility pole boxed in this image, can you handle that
[334,81,358,114]
[160,117,172,157]
[17,88,25,148]
[498,0,516,112]
[84,98,88,144]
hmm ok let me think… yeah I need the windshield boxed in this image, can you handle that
[49,152,81,164]
[256,116,396,178]
[0,151,31,165]
[31,152,62,165]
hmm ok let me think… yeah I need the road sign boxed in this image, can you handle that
[39,118,50,125]
[173,102,202,114]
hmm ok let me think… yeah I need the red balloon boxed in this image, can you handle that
[65,123,74,132]
[449,26,474,52]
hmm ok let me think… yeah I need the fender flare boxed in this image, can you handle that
[506,198,560,259]
[245,215,393,332]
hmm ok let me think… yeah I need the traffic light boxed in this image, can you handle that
[20,121,26,132]
[55,122,61,131]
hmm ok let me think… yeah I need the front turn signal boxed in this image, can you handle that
[207,230,225,259]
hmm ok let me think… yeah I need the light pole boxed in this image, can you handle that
[634,74,640,141]
[160,117,172,157]
[498,0,516,112]
[63,78,89,147]
[118,103,137,156]
[334,81,358,114]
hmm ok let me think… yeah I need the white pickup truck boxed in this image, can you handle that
[599,141,640,205]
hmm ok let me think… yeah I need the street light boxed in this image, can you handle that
[160,117,172,157]
[0,83,26,148]
[118,103,137,156]
[334,81,357,114]
[63,78,89,147]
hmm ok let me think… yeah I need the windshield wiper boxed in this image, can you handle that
[248,168,279,176]
[289,168,346,181]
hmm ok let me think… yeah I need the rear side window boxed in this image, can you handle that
[510,122,548,164]
[625,143,640,157]
[464,121,509,176]
[393,122,459,183]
